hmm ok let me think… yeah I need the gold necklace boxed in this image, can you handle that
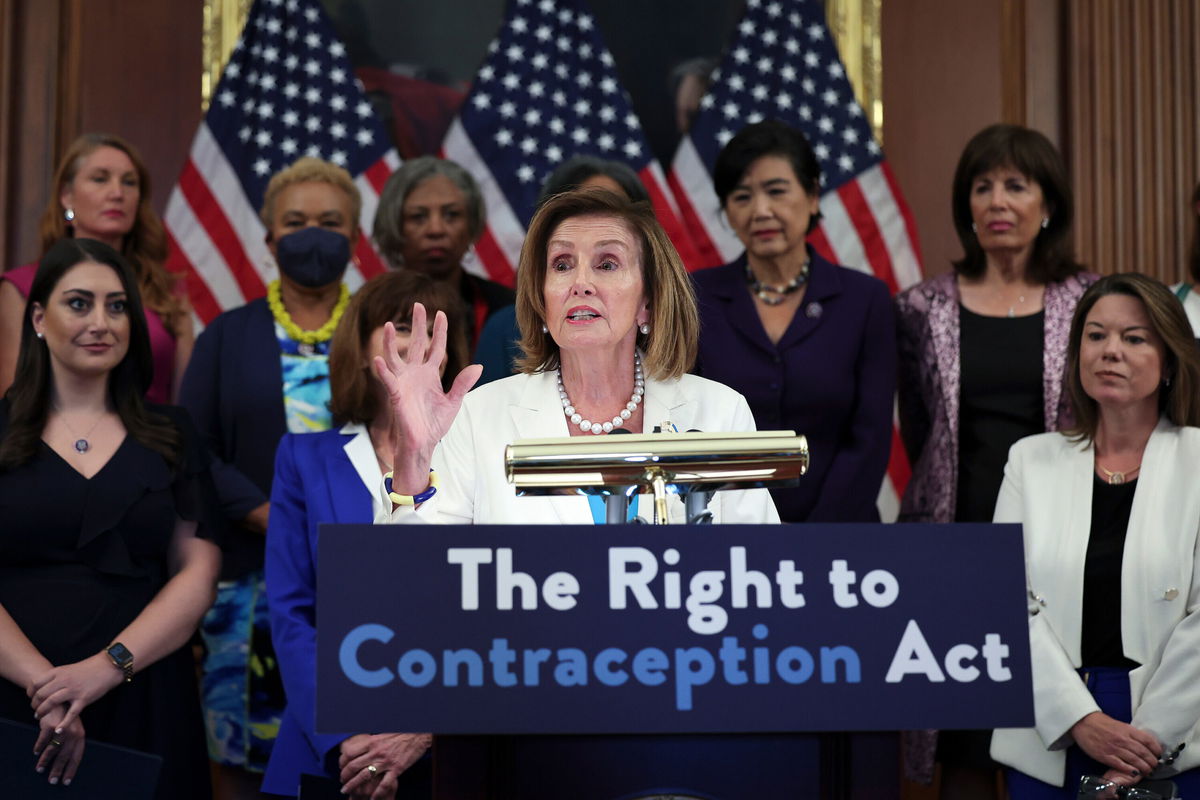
[266,280,350,345]
[1098,463,1140,485]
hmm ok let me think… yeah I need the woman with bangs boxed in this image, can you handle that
[261,270,467,798]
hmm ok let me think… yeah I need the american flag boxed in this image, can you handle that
[668,0,924,517]
[441,0,702,286]
[164,0,400,324]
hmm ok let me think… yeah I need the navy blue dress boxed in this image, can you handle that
[0,403,220,800]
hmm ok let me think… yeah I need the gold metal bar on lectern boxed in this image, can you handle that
[504,431,809,500]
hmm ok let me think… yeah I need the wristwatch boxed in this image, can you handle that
[106,642,134,683]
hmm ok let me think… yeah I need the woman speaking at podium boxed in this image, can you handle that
[991,274,1200,798]
[373,188,779,525]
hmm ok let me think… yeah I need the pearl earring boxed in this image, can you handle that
[1041,217,1050,229]
[36,332,44,340]
[541,323,548,334]
[971,222,977,233]
[639,323,650,335]
[64,208,75,223]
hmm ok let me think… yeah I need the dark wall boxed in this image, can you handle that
[322,0,742,164]
[0,0,201,269]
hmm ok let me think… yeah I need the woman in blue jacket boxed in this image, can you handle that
[261,270,468,798]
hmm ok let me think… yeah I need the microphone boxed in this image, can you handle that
[684,430,714,524]
[604,427,638,523]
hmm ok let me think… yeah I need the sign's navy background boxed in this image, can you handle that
[316,523,1033,734]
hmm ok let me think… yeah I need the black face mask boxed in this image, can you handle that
[275,227,351,288]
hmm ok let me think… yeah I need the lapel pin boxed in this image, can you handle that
[805,301,822,319]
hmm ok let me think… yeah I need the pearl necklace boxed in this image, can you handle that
[558,353,644,435]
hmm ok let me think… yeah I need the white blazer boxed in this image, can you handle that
[376,369,781,525]
[990,420,1200,786]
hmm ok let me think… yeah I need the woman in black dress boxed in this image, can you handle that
[0,238,221,796]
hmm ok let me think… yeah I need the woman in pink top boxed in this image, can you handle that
[0,133,192,403]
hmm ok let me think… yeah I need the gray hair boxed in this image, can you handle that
[372,156,487,268]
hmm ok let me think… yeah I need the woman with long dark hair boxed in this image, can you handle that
[0,238,220,797]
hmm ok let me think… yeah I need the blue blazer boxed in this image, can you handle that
[692,249,896,522]
[179,298,286,578]
[262,427,374,797]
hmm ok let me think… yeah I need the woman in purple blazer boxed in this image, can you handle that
[895,125,1097,794]
[693,120,896,523]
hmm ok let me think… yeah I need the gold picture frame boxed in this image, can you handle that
[201,0,883,143]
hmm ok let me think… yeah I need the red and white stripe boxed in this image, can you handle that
[440,119,525,287]
[165,123,400,325]
[442,119,713,286]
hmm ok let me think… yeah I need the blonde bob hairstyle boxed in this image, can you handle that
[259,156,362,230]
[1063,272,1200,442]
[515,188,698,380]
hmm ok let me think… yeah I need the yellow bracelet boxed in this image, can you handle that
[384,470,439,506]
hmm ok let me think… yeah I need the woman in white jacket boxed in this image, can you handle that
[991,273,1200,798]
[370,188,779,528]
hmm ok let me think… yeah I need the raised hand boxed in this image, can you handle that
[372,303,481,495]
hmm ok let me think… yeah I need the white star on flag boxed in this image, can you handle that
[441,0,705,286]
[667,0,925,519]
[164,0,400,323]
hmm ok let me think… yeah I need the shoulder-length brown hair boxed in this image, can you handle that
[328,271,468,426]
[514,188,698,380]
[39,133,184,334]
[951,124,1084,284]
[1063,272,1200,442]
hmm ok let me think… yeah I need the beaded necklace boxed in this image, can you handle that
[266,279,350,345]
[745,258,810,305]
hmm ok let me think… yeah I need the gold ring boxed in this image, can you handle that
[366,764,378,777]
[49,739,63,748]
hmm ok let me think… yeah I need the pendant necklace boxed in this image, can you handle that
[1006,294,1026,319]
[746,258,810,306]
[1098,463,1140,485]
[54,404,106,454]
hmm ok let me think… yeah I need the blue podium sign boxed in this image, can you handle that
[315,523,1032,734]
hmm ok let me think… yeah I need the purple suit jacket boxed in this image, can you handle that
[893,269,1096,782]
[693,249,896,522]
